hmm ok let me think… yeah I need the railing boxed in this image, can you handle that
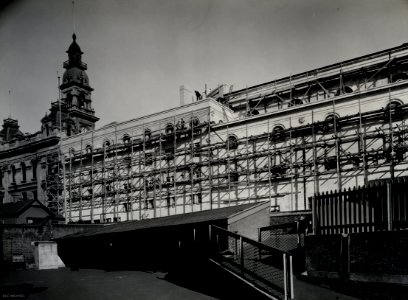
[259,220,311,252]
[311,177,408,235]
[63,60,87,69]
[209,225,294,300]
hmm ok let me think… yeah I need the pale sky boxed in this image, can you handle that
[1,0,408,133]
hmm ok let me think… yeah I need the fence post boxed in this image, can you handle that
[312,196,316,234]
[289,255,294,299]
[283,253,288,300]
[240,236,244,275]
[296,221,300,247]
[386,182,393,231]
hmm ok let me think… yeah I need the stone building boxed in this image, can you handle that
[2,33,408,224]
[60,42,408,223]
[0,34,98,216]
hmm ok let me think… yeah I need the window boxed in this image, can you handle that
[271,126,286,142]
[144,129,152,141]
[190,117,199,128]
[227,135,238,150]
[324,114,339,132]
[335,86,353,96]
[11,165,16,183]
[145,153,153,165]
[123,134,131,145]
[21,163,26,182]
[85,145,92,154]
[32,161,37,180]
[165,123,174,134]
[45,124,50,136]
[324,156,337,171]
[392,72,408,83]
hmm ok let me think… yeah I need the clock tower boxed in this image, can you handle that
[41,34,99,137]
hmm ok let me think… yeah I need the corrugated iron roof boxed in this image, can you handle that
[58,202,264,240]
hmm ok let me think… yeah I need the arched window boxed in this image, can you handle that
[144,129,152,141]
[392,72,408,83]
[247,108,259,116]
[78,93,85,109]
[11,165,16,183]
[85,145,93,154]
[385,100,404,120]
[227,135,238,150]
[31,160,37,180]
[21,162,26,182]
[324,113,339,132]
[123,134,131,145]
[45,124,50,136]
[190,117,200,128]
[271,125,286,142]
[103,140,111,151]
[66,93,73,107]
[288,98,303,107]
[165,123,174,134]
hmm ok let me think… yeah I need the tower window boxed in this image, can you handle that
[32,161,37,180]
[11,165,16,183]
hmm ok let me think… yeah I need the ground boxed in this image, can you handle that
[0,268,217,300]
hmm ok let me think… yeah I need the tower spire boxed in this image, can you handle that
[72,1,76,34]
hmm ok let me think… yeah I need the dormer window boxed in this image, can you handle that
[335,86,353,96]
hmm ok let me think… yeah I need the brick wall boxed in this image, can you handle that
[0,222,103,269]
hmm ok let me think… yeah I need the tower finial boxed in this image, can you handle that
[72,33,76,41]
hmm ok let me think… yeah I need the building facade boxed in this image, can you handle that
[0,34,98,215]
[61,43,408,223]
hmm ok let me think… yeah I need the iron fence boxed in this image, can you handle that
[209,225,294,300]
[311,177,408,235]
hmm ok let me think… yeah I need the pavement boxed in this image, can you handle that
[0,268,217,300]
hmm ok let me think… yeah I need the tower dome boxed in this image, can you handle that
[67,33,83,55]
[62,67,90,86]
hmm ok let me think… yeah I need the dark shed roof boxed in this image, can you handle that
[59,202,265,240]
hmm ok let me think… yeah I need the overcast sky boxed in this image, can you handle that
[1,0,408,133]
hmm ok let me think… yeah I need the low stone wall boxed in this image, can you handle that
[305,230,408,284]
[0,222,103,269]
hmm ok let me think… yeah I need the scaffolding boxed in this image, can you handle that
[62,50,408,223]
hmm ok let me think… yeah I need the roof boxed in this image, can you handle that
[67,33,83,55]
[0,199,54,219]
[58,202,267,240]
